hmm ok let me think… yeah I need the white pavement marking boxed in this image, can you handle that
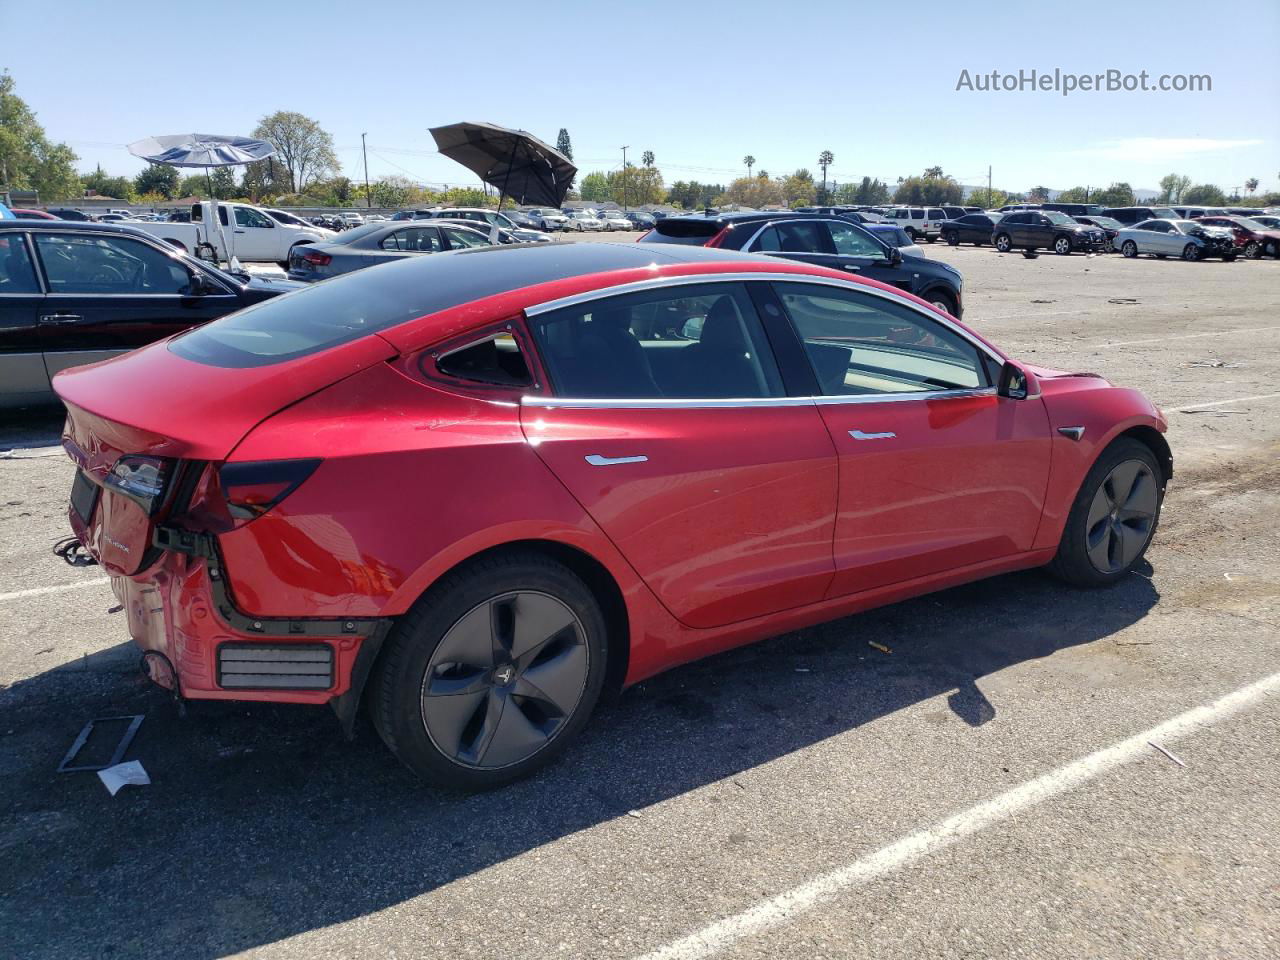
[1171,392,1280,413]
[1088,325,1279,349]
[0,578,111,603]
[635,670,1280,960]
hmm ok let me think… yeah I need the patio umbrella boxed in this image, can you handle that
[127,134,276,269]
[429,122,577,211]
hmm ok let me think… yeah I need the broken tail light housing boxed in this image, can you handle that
[298,248,331,266]
[103,456,174,515]
[218,459,322,523]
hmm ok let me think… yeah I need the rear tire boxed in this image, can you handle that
[904,227,917,241]
[994,233,1012,252]
[371,551,608,789]
[1243,241,1261,259]
[944,230,959,246]
[1047,438,1163,588]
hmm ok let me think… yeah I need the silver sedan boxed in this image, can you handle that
[1116,219,1237,261]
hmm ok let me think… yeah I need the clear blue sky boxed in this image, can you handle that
[3,0,1277,194]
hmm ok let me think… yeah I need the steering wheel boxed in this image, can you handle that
[88,263,126,285]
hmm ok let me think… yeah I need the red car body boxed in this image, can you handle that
[1194,215,1280,257]
[53,243,1170,753]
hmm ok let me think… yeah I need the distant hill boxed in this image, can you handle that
[960,185,1161,202]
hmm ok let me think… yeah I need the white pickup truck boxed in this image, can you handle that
[132,201,334,265]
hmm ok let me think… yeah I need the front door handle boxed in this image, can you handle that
[234,230,246,234]
[40,313,83,324]
[842,264,860,272]
[585,454,648,466]
[849,429,896,440]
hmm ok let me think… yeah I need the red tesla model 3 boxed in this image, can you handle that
[54,242,1171,787]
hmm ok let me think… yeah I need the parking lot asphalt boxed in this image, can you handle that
[2,237,1277,959]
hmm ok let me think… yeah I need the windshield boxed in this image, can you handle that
[1044,212,1076,226]
[1231,217,1265,230]
[266,209,308,227]
[1090,217,1122,229]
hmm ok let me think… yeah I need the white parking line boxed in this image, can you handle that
[635,669,1280,960]
[1171,392,1280,413]
[0,579,111,603]
[1089,325,1278,350]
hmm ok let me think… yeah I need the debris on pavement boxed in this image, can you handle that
[626,809,644,819]
[1148,741,1186,768]
[867,641,892,654]
[98,760,151,796]
[1108,297,1140,304]
[57,715,145,773]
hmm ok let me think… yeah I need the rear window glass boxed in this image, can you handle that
[644,219,722,245]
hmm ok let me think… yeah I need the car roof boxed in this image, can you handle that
[0,219,161,239]
[362,241,863,354]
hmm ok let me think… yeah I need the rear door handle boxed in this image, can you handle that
[40,313,83,324]
[234,230,246,234]
[842,264,860,272]
[585,454,648,466]
[849,430,896,440]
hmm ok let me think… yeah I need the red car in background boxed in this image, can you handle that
[10,208,59,219]
[53,243,1172,788]
[1193,215,1280,259]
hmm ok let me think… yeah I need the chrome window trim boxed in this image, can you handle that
[523,270,1003,369]
[522,395,816,410]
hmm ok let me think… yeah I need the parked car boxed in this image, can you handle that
[1040,202,1106,217]
[424,208,552,243]
[45,207,93,221]
[1116,219,1237,260]
[524,208,569,231]
[626,211,656,230]
[96,213,130,223]
[10,208,59,219]
[1226,208,1265,217]
[287,221,494,281]
[389,210,435,222]
[1101,206,1180,226]
[992,210,1107,254]
[264,208,319,229]
[941,213,1002,246]
[53,240,1171,788]
[433,218,551,245]
[863,223,924,257]
[503,210,541,229]
[598,210,633,231]
[1071,215,1124,252]
[640,211,965,316]
[564,210,605,231]
[0,221,303,408]
[1170,206,1228,220]
[1193,215,1280,259]
[881,206,947,242]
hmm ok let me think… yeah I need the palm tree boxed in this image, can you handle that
[1245,177,1259,195]
[818,150,833,201]
[743,155,756,178]
[641,150,654,168]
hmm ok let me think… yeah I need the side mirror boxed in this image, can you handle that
[997,361,1029,400]
[886,245,903,265]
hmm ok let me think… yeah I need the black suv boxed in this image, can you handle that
[640,212,964,316]
[942,213,1002,246]
[991,210,1107,254]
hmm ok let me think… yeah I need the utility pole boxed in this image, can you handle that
[988,164,992,204]
[621,145,629,210]
[361,132,371,209]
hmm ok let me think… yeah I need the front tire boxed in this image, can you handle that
[904,227,918,241]
[994,233,1012,252]
[371,551,608,789]
[1121,240,1138,257]
[1047,438,1163,588]
[1182,243,1201,261]
[927,290,957,316]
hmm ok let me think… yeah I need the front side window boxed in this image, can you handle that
[530,282,784,400]
[441,226,490,248]
[775,282,987,396]
[0,235,41,293]
[34,233,194,295]
[234,207,274,228]
[827,221,886,258]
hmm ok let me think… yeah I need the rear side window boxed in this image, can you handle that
[0,235,41,293]
[382,227,442,252]
[434,332,531,387]
[644,219,723,245]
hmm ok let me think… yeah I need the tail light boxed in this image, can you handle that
[299,248,331,266]
[704,226,731,248]
[104,455,174,515]
[218,459,321,524]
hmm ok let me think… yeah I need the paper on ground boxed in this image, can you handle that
[98,760,150,795]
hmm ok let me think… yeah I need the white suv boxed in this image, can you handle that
[882,206,947,243]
